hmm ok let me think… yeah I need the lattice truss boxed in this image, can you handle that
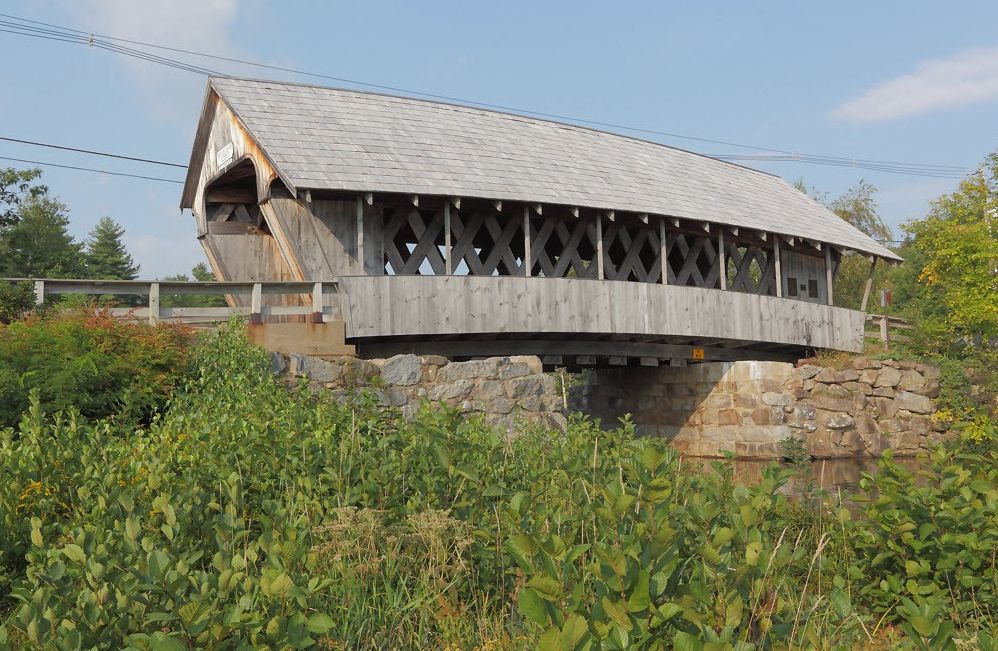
[723,241,777,295]
[383,206,528,275]
[664,232,720,288]
[381,205,777,295]
[528,214,598,278]
[602,219,661,282]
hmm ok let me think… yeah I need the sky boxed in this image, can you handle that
[1,0,997,277]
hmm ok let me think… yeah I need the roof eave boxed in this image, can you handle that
[208,76,299,201]
[179,82,219,210]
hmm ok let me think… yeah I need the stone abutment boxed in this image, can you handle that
[274,352,948,459]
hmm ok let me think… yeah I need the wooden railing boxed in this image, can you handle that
[864,313,913,350]
[3,278,341,325]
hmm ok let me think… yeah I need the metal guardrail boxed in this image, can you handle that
[864,313,913,350]
[2,278,340,325]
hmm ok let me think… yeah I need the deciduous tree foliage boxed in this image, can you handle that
[897,153,998,349]
[0,168,46,229]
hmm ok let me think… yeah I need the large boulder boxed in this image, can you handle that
[382,354,422,386]
[895,389,933,414]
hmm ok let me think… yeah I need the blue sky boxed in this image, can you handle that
[1,1,996,277]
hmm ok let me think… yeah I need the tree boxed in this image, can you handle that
[84,217,139,280]
[828,180,892,242]
[0,167,47,228]
[896,153,998,350]
[0,195,84,278]
[0,191,85,321]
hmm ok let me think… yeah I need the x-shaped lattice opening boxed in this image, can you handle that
[726,243,776,295]
[451,210,524,276]
[383,207,446,275]
[667,233,719,288]
[603,221,663,283]
[530,215,599,278]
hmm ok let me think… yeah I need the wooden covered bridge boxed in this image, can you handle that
[178,76,900,364]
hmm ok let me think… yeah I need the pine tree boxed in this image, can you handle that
[84,217,139,280]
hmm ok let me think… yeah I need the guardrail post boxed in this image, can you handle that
[34,280,45,306]
[250,283,263,324]
[312,282,324,323]
[148,283,160,326]
[880,315,889,351]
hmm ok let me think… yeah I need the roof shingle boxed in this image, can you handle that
[204,77,900,260]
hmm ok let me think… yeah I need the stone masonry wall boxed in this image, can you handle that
[273,351,947,459]
[575,358,946,459]
[273,352,567,432]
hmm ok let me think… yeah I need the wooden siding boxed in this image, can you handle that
[334,275,866,352]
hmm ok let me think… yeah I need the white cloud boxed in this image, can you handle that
[60,0,239,124]
[831,46,998,122]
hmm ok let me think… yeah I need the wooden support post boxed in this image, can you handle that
[148,282,160,326]
[312,282,324,323]
[860,257,878,312]
[250,282,262,324]
[718,229,727,290]
[444,201,453,274]
[825,246,834,306]
[356,196,365,274]
[34,280,44,306]
[773,235,783,298]
[523,205,531,277]
[880,315,890,351]
[660,220,668,285]
[596,214,605,280]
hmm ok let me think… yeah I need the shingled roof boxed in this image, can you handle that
[186,76,900,260]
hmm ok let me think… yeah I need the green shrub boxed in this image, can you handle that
[0,323,995,648]
[0,309,192,427]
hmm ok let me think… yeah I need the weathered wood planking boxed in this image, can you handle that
[265,196,384,277]
[335,275,865,352]
[183,90,283,232]
[201,232,301,309]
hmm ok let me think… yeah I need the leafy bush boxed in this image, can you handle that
[0,309,192,427]
[0,324,995,648]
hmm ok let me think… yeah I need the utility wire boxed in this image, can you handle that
[0,156,183,184]
[0,12,977,180]
[0,136,186,168]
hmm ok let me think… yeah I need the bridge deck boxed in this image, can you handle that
[335,275,864,360]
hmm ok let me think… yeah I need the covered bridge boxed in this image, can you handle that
[180,76,899,364]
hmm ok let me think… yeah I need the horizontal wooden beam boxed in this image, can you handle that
[107,304,344,320]
[204,188,257,204]
[2,278,338,297]
[356,338,800,363]
[207,222,261,235]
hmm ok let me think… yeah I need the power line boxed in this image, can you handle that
[0,136,186,168]
[0,12,977,180]
[0,156,183,184]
